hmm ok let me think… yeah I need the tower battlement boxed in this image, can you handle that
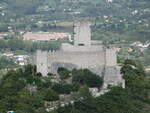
[74,20,91,47]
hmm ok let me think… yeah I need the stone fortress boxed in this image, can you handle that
[34,20,125,90]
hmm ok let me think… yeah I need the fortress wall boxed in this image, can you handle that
[35,19,125,89]
[103,66,125,89]
[61,43,104,52]
[36,50,49,76]
[47,51,105,74]
[105,49,117,66]
[104,66,122,81]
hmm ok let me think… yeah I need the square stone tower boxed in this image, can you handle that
[36,50,48,76]
[74,20,91,46]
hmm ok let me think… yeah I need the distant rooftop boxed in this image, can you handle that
[23,32,71,41]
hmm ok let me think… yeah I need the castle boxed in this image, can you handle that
[34,20,125,89]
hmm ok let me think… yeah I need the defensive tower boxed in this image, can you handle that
[74,20,91,46]
[34,20,125,91]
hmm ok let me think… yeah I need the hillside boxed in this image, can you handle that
[0,1,150,113]
[0,0,149,42]
[1,0,150,19]
[0,60,149,113]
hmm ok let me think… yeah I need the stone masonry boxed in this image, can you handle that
[34,20,125,89]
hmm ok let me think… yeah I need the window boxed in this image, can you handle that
[78,43,84,46]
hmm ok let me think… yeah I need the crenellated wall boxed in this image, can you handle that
[34,20,125,90]
[46,49,106,75]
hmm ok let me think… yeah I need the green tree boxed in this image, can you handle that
[52,83,73,94]
[43,89,59,101]
[72,69,103,88]
[57,67,70,80]
[7,38,24,51]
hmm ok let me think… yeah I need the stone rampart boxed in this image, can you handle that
[46,50,106,75]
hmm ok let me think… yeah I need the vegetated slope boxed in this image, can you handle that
[0,0,149,42]
[53,59,150,113]
[0,60,149,113]
[2,0,43,13]
[1,0,150,20]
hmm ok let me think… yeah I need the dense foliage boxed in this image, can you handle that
[52,83,74,94]
[53,60,150,113]
[1,0,43,15]
[72,69,103,88]
[0,44,148,112]
[0,65,103,112]
[57,67,70,80]
[0,65,48,113]
[0,60,149,112]
[0,56,17,69]
[0,38,65,53]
